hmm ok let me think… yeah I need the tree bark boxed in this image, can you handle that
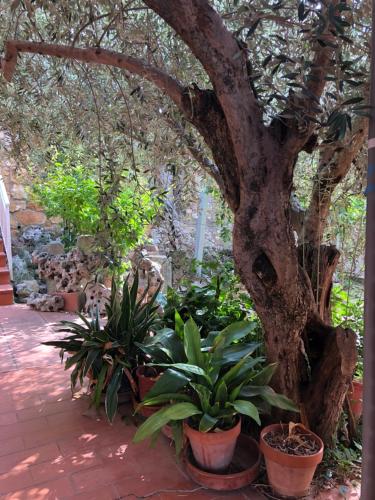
[1,0,358,444]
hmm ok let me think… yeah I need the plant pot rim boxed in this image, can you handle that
[136,364,161,382]
[352,378,363,385]
[184,417,241,442]
[260,423,324,469]
[184,434,260,490]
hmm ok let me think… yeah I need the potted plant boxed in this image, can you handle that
[260,423,324,497]
[133,318,298,472]
[43,272,161,422]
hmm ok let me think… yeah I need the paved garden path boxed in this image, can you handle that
[0,305,360,499]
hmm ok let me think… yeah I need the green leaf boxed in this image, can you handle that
[140,393,192,407]
[212,321,256,351]
[93,364,108,408]
[241,385,299,412]
[143,369,190,400]
[232,400,260,425]
[105,364,123,422]
[214,380,228,405]
[133,403,202,442]
[183,318,205,368]
[190,382,211,413]
[152,363,211,384]
[199,413,218,432]
[251,363,277,385]
[174,310,185,340]
[342,97,363,106]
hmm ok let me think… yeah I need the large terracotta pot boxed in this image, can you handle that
[184,418,241,472]
[135,366,162,417]
[348,379,363,420]
[260,424,324,498]
[136,365,161,400]
[55,291,84,312]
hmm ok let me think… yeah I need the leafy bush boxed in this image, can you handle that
[331,284,364,377]
[161,260,262,340]
[42,273,161,422]
[133,317,298,453]
[32,150,161,258]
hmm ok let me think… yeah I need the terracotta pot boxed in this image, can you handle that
[136,365,161,401]
[349,379,363,420]
[184,434,260,491]
[55,291,84,312]
[184,419,241,472]
[260,424,324,498]
[131,392,162,418]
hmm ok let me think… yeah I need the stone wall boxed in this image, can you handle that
[0,136,59,231]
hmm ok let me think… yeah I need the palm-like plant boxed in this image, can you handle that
[43,272,161,422]
[133,318,298,453]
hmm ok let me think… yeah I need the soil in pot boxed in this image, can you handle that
[348,379,363,420]
[184,434,260,491]
[184,418,241,472]
[260,423,324,498]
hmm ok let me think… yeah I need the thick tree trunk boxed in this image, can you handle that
[298,243,340,324]
[232,169,356,444]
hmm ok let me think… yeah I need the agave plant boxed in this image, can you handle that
[133,318,298,452]
[42,272,161,422]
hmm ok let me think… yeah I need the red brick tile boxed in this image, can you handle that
[0,416,49,441]
[30,450,103,483]
[17,398,85,422]
[71,462,138,493]
[2,476,75,499]
[65,484,116,499]
[57,428,127,456]
[0,437,24,458]
[22,423,84,449]
[0,413,18,426]
[0,443,60,474]
[0,468,35,495]
[13,395,43,411]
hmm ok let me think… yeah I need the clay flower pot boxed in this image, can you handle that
[134,366,162,417]
[55,291,84,312]
[260,424,324,498]
[348,379,363,420]
[136,365,161,401]
[184,418,241,472]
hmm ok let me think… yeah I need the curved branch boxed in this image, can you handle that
[166,116,224,189]
[303,116,367,246]
[1,40,186,111]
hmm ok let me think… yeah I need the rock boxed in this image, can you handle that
[143,244,159,253]
[42,241,64,256]
[15,280,40,301]
[27,293,64,312]
[84,282,111,316]
[22,226,44,243]
[12,255,34,283]
[10,199,27,212]
[130,248,164,303]
[49,216,63,224]
[11,184,27,200]
[16,210,47,226]
[77,235,95,255]
[33,246,103,293]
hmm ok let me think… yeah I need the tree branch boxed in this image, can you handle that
[1,40,186,112]
[144,0,271,193]
[166,116,224,189]
[303,116,367,246]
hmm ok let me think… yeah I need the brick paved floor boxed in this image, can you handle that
[0,304,360,499]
